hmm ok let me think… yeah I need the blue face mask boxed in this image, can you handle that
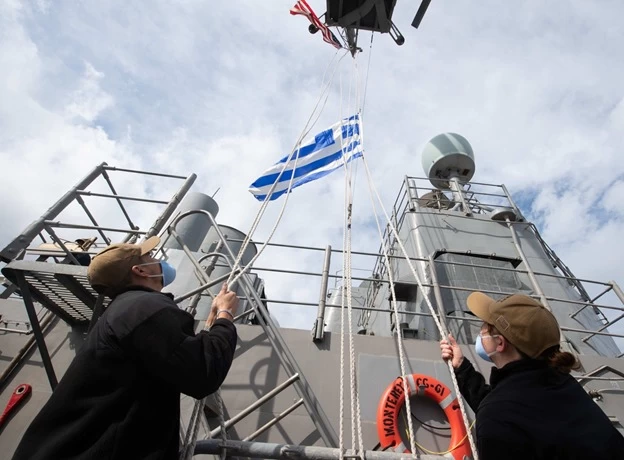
[475,333,500,362]
[137,261,177,287]
[159,261,177,287]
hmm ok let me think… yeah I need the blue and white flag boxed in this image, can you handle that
[249,114,362,201]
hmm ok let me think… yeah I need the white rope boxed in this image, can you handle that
[338,175,347,458]
[182,159,307,458]
[344,54,358,457]
[362,153,417,455]
[360,32,374,116]
[337,50,366,459]
[224,48,345,284]
[181,391,227,460]
[180,395,202,460]
[180,49,350,460]
[344,159,361,457]
[226,50,350,289]
[337,51,350,459]
[348,53,365,459]
[360,157,479,460]
[215,391,227,460]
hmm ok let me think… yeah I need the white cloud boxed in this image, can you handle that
[601,180,624,217]
[1,0,623,338]
[64,63,114,123]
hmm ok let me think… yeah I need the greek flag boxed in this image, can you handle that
[249,115,362,201]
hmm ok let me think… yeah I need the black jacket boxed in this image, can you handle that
[455,358,624,460]
[13,286,237,460]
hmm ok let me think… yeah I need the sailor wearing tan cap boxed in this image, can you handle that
[13,236,239,460]
[440,292,624,460]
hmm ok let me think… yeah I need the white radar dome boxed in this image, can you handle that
[421,132,476,189]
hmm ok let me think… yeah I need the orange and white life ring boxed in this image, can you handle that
[376,374,473,460]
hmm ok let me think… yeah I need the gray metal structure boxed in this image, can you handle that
[1,137,623,459]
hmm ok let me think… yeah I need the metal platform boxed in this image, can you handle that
[2,260,105,326]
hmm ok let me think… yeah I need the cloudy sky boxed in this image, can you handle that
[1,1,623,340]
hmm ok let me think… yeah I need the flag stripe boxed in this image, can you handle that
[290,0,342,49]
[253,151,363,201]
[254,115,359,179]
[274,128,336,165]
[249,117,360,190]
[250,139,361,189]
[248,115,362,201]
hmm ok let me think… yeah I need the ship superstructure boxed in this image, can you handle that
[1,135,623,459]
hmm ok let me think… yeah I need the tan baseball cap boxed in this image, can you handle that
[467,292,561,358]
[87,236,160,294]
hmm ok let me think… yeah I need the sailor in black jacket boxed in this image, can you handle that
[440,292,624,460]
[13,236,239,460]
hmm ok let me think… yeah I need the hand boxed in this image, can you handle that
[440,334,464,369]
[205,283,239,328]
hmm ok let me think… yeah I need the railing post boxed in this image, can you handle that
[501,183,522,220]
[610,280,624,306]
[15,272,58,390]
[506,219,550,308]
[404,175,417,211]
[144,173,197,240]
[312,245,332,342]
[449,176,472,216]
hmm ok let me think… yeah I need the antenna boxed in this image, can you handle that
[421,132,476,189]
[412,0,433,29]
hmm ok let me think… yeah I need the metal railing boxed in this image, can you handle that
[0,162,195,269]
[216,236,624,349]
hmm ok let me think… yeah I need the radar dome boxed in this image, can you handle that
[421,133,476,189]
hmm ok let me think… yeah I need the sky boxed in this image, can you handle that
[1,1,623,342]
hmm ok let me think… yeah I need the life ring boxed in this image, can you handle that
[376,374,473,460]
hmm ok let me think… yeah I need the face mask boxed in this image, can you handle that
[137,261,177,287]
[475,333,500,362]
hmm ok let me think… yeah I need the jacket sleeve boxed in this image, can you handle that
[126,307,237,399]
[454,358,491,412]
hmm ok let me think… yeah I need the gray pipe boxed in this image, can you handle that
[194,439,450,460]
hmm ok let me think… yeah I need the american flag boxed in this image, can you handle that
[290,0,343,50]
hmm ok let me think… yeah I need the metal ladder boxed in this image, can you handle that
[164,209,339,449]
